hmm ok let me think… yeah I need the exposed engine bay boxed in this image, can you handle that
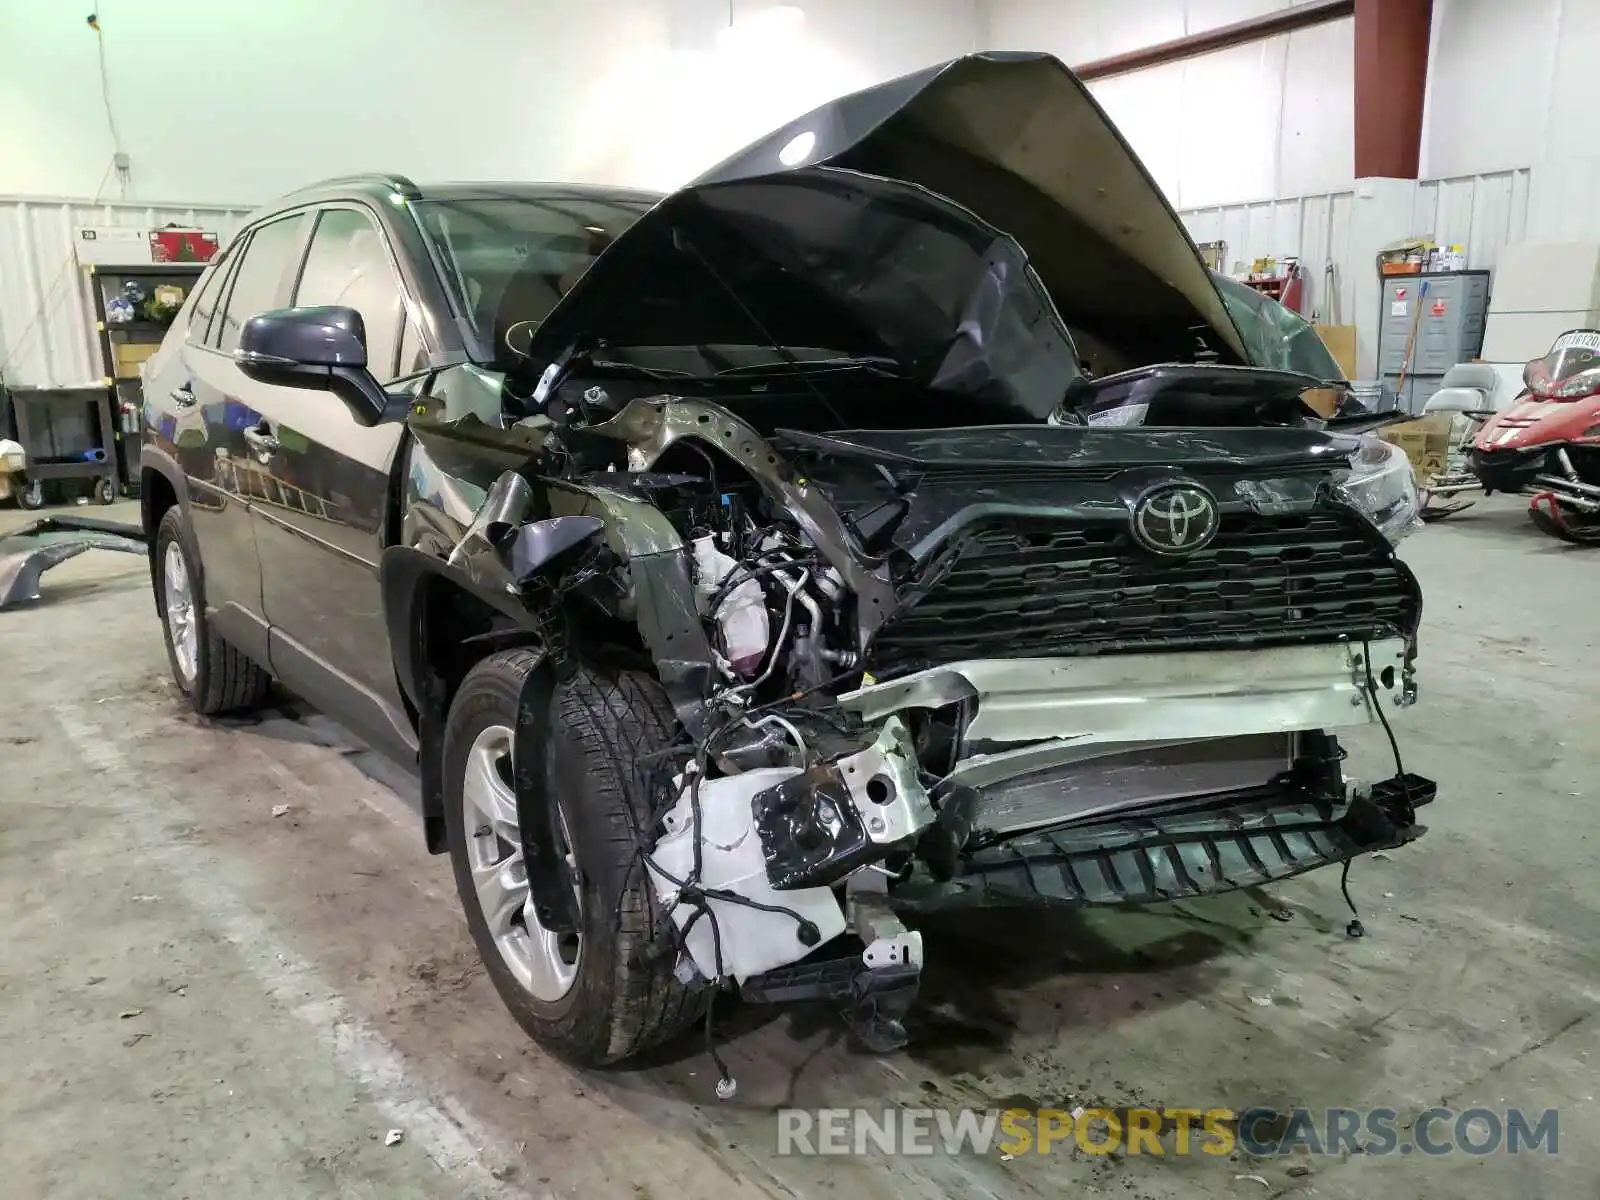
[416,359,1436,1053]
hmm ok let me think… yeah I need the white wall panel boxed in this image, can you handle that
[1183,0,1285,28]
[1099,5,1187,56]
[1171,40,1285,207]
[0,199,249,389]
[1277,17,1355,198]
[987,0,1355,207]
[0,0,981,204]
[1524,158,1600,242]
[1421,0,1563,178]
[0,0,980,390]
[1088,65,1187,201]
[981,0,1101,58]
[1545,0,1600,155]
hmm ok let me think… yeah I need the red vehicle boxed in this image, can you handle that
[1469,330,1600,543]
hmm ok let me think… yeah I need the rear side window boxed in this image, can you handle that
[293,208,407,380]
[215,214,306,353]
[186,246,235,343]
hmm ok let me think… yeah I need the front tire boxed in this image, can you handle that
[153,506,272,714]
[443,650,702,1066]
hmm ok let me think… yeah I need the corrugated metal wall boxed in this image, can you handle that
[10,160,1600,390]
[1175,163,1600,330]
[0,197,251,390]
[1411,170,1532,273]
[1182,191,1359,324]
[1521,157,1600,242]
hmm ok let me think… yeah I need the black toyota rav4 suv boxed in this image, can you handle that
[141,52,1433,1071]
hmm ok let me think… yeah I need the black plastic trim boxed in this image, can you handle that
[890,773,1435,909]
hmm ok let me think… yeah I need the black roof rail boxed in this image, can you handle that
[301,173,422,199]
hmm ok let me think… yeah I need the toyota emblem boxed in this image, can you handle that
[1131,484,1220,555]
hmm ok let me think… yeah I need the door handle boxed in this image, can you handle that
[171,385,196,408]
[242,423,280,458]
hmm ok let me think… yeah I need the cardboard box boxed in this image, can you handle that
[1314,324,1358,379]
[149,229,219,263]
[114,341,159,378]
[1378,414,1453,485]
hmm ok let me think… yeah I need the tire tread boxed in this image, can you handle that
[155,507,271,715]
[553,664,702,1062]
[446,650,702,1066]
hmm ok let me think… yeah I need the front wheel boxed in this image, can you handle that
[153,506,272,713]
[19,479,43,510]
[443,650,702,1066]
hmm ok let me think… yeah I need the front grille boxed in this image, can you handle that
[869,508,1417,675]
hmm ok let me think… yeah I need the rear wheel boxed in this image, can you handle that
[443,650,702,1066]
[154,506,272,714]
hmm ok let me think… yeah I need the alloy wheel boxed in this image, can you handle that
[163,542,198,686]
[461,724,582,1002]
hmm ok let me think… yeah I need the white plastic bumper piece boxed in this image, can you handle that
[839,638,1413,750]
[646,766,847,983]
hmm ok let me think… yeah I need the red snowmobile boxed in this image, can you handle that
[1469,330,1600,543]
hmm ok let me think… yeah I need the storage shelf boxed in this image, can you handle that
[1242,276,1288,295]
[103,320,173,336]
[87,263,206,277]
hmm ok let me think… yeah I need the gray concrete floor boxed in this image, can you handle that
[0,496,1596,1199]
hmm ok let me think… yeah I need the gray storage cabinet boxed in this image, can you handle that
[1377,270,1490,414]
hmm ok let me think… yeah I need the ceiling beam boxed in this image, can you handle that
[1074,0,1355,81]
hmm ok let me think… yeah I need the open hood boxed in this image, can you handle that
[520,52,1247,418]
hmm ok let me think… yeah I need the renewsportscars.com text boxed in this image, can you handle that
[775,1106,1559,1158]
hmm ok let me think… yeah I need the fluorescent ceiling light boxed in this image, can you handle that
[778,130,816,166]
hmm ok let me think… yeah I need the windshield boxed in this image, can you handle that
[1524,330,1600,398]
[419,178,1085,422]
[1211,271,1343,381]
[1533,330,1600,381]
[413,194,656,367]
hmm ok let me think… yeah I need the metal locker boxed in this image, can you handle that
[1377,271,1491,377]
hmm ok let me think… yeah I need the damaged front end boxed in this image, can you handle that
[402,52,1435,1055]
[412,387,1435,1054]
[640,413,1432,1049]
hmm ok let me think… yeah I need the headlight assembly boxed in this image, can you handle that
[1340,436,1421,544]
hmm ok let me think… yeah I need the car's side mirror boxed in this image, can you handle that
[235,305,388,426]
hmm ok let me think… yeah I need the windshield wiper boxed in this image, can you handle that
[586,359,697,380]
[713,355,907,379]
[580,355,908,383]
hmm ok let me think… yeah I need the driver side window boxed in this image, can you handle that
[214,214,306,353]
[185,243,235,344]
[293,207,408,382]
